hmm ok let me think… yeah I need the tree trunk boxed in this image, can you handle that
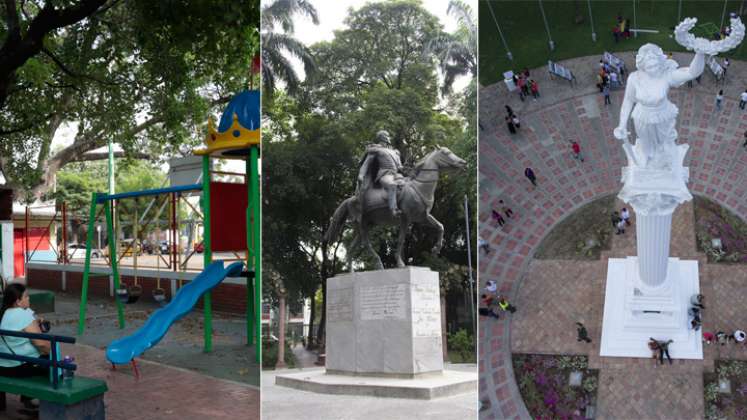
[315,240,330,349]
[306,290,316,349]
[441,293,448,362]
[276,292,287,369]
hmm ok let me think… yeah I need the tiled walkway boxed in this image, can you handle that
[479,53,747,419]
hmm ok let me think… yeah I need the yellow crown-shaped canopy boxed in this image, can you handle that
[194,90,260,156]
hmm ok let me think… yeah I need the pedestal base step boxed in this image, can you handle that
[600,258,703,359]
[275,368,476,400]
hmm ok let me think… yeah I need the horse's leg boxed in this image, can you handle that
[347,232,360,272]
[425,213,444,254]
[396,217,409,268]
[360,223,384,270]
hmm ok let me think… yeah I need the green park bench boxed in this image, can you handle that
[0,330,107,419]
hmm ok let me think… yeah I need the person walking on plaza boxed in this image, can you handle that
[621,207,631,226]
[512,114,521,130]
[484,279,498,295]
[499,200,513,218]
[506,115,516,134]
[616,218,626,235]
[723,57,730,79]
[743,130,747,148]
[570,140,584,162]
[478,236,490,255]
[524,167,537,187]
[530,79,540,100]
[611,211,622,228]
[479,294,500,319]
[491,209,505,226]
[603,83,611,105]
[576,322,592,343]
[497,296,517,314]
[654,338,674,365]
[716,90,724,111]
[740,89,747,110]
[690,294,705,310]
[518,75,528,101]
[505,105,514,117]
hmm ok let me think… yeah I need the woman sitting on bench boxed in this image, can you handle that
[0,284,51,410]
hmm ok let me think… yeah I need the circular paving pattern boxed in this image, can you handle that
[479,53,747,419]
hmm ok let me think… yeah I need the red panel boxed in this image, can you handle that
[13,229,24,277]
[27,227,50,251]
[210,182,248,252]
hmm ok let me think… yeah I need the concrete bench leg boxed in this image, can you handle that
[40,394,105,420]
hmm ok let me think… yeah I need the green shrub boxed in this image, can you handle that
[447,329,476,363]
[262,336,297,369]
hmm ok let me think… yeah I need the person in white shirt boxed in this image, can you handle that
[621,208,631,226]
[740,89,747,110]
[610,71,619,87]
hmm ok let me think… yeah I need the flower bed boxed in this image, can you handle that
[513,354,599,419]
[704,360,747,419]
[694,196,747,263]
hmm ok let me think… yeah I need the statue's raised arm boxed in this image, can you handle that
[614,16,745,170]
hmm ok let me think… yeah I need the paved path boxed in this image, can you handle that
[479,53,747,419]
[1,344,259,420]
[263,365,477,420]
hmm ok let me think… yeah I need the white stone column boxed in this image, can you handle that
[0,222,13,281]
[634,211,673,287]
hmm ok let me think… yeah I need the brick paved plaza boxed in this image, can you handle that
[0,343,258,420]
[479,53,747,419]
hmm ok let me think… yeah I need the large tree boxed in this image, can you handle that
[263,0,477,348]
[428,0,477,95]
[261,0,317,101]
[0,0,259,200]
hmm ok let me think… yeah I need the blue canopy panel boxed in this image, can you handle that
[217,90,260,132]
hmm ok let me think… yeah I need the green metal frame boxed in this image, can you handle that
[78,194,125,335]
[202,155,213,352]
[76,147,261,364]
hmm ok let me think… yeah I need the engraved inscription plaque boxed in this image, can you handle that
[327,288,354,322]
[411,282,441,337]
[360,284,407,320]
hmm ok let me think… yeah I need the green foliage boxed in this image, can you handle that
[717,360,747,380]
[261,336,297,370]
[1,1,259,197]
[557,355,588,371]
[582,375,598,394]
[705,381,720,403]
[447,329,475,363]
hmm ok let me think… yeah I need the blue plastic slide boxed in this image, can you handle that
[106,260,244,364]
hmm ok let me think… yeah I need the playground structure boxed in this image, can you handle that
[74,90,261,363]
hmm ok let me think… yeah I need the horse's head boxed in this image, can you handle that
[429,146,467,170]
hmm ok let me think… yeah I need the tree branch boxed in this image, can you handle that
[70,150,150,162]
[41,47,119,86]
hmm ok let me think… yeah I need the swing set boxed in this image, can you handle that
[76,90,262,362]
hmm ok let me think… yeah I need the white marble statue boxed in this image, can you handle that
[613,17,745,170]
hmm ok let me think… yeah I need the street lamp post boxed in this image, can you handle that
[587,0,597,42]
[538,0,555,51]
[464,195,476,336]
[486,1,513,61]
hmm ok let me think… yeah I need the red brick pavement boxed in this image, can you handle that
[480,54,747,419]
[0,344,259,420]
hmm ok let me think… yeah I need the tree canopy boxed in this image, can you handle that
[0,0,259,200]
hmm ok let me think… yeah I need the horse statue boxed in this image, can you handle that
[325,146,467,271]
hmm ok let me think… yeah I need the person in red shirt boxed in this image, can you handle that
[570,140,584,162]
[530,79,540,99]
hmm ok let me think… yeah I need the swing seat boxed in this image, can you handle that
[152,288,166,305]
[126,285,142,304]
[115,288,129,304]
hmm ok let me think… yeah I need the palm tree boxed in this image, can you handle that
[428,0,476,95]
[261,0,319,100]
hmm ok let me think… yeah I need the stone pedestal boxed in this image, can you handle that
[600,257,702,359]
[326,267,443,377]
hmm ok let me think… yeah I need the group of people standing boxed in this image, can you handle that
[611,208,631,235]
[611,15,632,43]
[479,280,517,320]
[513,68,540,102]
[596,60,623,106]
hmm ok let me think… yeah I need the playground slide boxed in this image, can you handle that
[106,261,244,364]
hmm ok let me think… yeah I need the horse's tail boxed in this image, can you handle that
[325,197,354,243]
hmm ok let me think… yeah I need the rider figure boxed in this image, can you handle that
[357,130,404,217]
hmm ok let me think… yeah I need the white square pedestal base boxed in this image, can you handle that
[600,257,702,359]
